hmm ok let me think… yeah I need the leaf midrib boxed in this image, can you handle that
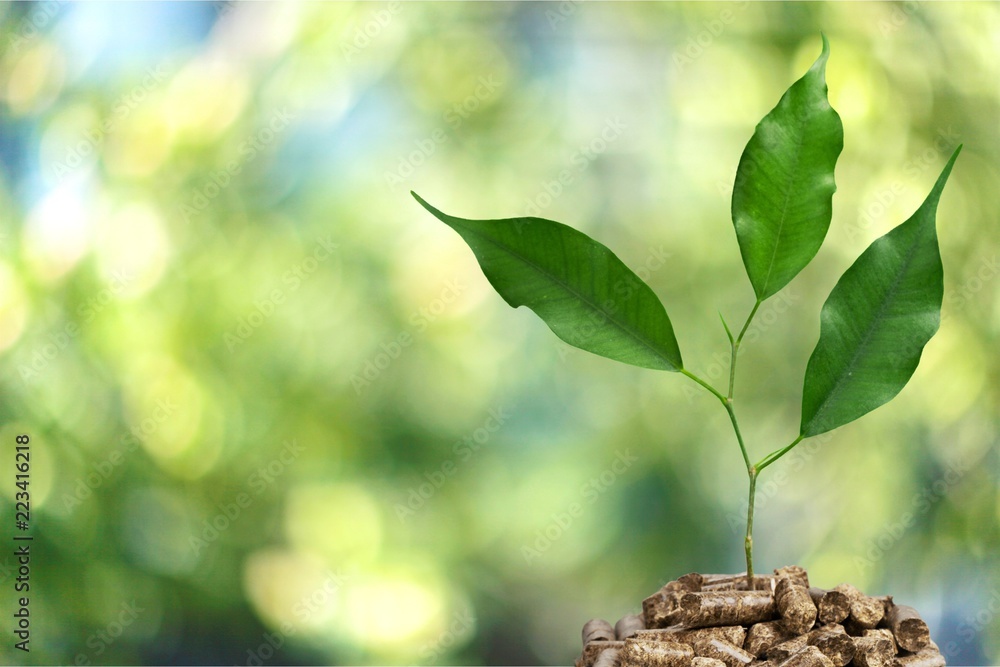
[804,228,926,433]
[455,220,678,369]
[759,121,808,298]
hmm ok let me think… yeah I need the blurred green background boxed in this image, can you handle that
[0,1,998,664]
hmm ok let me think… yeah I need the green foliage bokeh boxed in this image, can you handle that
[0,2,998,665]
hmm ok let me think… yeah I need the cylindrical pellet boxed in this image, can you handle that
[583,618,615,645]
[692,658,727,667]
[834,583,884,629]
[815,589,850,625]
[766,635,809,663]
[774,565,810,588]
[775,577,818,635]
[886,604,930,652]
[778,646,834,667]
[643,578,699,628]
[615,614,646,640]
[807,626,854,667]
[637,625,746,647]
[864,628,898,654]
[891,645,945,667]
[745,620,796,658]
[593,648,619,667]
[680,590,777,628]
[693,638,754,667]
[579,641,624,667]
[619,639,695,667]
[852,635,894,667]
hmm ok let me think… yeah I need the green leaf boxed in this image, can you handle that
[799,146,961,437]
[732,34,844,302]
[412,192,683,371]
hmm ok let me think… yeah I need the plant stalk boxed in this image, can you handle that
[745,467,757,582]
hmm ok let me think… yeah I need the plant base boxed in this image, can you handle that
[576,565,944,667]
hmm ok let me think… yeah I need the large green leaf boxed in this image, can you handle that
[732,34,844,302]
[799,147,961,437]
[412,192,683,371]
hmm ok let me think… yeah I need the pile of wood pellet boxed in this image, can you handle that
[576,566,944,667]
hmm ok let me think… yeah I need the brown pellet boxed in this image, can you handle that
[677,572,705,591]
[577,640,624,667]
[775,577,818,635]
[766,635,809,662]
[681,590,777,628]
[864,628,898,654]
[745,620,797,657]
[702,573,775,591]
[644,579,701,628]
[834,584,884,629]
[643,589,684,629]
[583,619,616,645]
[815,589,851,625]
[767,625,844,663]
[692,658,727,667]
[886,604,930,652]
[616,614,646,640]
[774,565,810,589]
[619,639,695,667]
[806,626,854,667]
[853,634,895,667]
[776,645,834,667]
[593,648,619,667]
[637,624,746,647]
[891,645,945,667]
[693,638,754,667]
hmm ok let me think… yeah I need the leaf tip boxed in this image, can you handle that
[929,144,963,200]
[813,33,832,71]
[411,191,445,220]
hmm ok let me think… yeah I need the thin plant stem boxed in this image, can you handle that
[745,469,757,580]
[685,298,772,584]
[729,300,762,399]
[723,402,752,473]
[756,434,806,473]
[680,369,726,404]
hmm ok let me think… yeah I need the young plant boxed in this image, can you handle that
[412,36,961,581]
